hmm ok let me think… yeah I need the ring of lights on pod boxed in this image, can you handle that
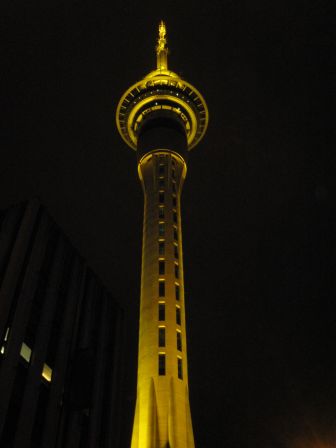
[116,70,209,151]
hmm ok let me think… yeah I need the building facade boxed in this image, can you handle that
[116,22,208,448]
[0,199,124,448]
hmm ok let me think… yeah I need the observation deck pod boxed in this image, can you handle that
[116,69,208,152]
[116,21,208,154]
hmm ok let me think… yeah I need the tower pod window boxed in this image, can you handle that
[175,284,180,301]
[159,281,165,297]
[159,241,165,255]
[158,303,165,321]
[159,207,165,219]
[159,354,166,376]
[159,260,165,275]
[177,357,183,379]
[177,331,182,351]
[159,192,164,204]
[159,223,165,237]
[159,328,166,347]
[176,306,181,325]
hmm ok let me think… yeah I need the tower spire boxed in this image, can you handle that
[156,20,168,70]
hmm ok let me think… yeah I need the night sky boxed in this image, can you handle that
[0,1,334,447]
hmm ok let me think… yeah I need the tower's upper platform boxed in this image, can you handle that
[116,22,209,151]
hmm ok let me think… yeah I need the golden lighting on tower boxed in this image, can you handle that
[116,21,208,448]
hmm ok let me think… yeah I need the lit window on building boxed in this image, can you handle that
[42,363,52,382]
[159,192,164,204]
[158,327,165,347]
[159,223,165,237]
[20,342,32,363]
[159,240,165,255]
[175,264,179,279]
[177,357,183,379]
[158,303,165,321]
[0,327,10,354]
[177,331,182,351]
[3,327,10,341]
[19,341,52,382]
[175,284,180,301]
[159,281,165,297]
[159,260,165,275]
[159,207,164,219]
[159,353,166,375]
[174,245,178,259]
[176,306,181,325]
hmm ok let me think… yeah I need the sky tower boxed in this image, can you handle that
[116,22,208,448]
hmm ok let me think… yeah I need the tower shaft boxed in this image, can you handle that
[131,150,194,448]
[116,21,208,448]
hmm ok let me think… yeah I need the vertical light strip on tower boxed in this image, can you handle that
[116,22,209,448]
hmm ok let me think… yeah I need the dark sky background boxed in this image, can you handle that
[0,0,334,447]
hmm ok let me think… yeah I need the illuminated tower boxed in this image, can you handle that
[116,22,208,448]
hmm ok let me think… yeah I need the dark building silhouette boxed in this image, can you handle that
[0,199,124,448]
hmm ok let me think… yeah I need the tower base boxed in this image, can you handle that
[131,377,195,448]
